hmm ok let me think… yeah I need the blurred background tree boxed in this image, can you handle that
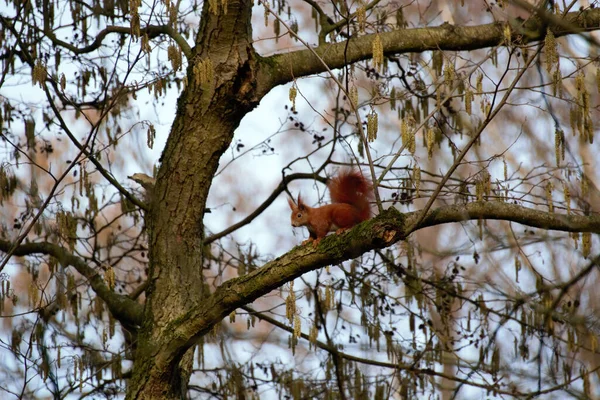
[1,0,600,398]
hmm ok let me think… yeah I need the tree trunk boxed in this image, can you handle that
[126,0,260,397]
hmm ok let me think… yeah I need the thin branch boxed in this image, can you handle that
[37,17,193,59]
[129,280,150,300]
[263,3,383,212]
[321,0,383,39]
[241,304,545,397]
[205,172,326,244]
[408,46,539,232]
[0,15,149,214]
[543,254,600,328]
[313,288,347,400]
[0,240,144,327]
[0,140,85,274]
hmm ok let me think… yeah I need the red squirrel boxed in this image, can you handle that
[287,169,373,245]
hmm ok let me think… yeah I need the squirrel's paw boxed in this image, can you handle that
[335,227,351,235]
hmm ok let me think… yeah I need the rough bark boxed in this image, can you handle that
[260,8,600,88]
[2,0,600,397]
[129,198,600,398]
[126,0,262,397]
[123,4,600,398]
[171,202,600,347]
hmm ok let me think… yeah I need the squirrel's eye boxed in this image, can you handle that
[297,213,302,218]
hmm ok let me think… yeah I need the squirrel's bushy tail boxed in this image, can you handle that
[328,168,373,221]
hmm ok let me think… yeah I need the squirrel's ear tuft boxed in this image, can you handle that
[287,196,295,209]
[297,194,305,209]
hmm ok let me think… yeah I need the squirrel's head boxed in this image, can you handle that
[288,195,309,227]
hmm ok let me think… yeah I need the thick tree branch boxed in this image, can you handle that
[154,202,600,370]
[260,8,600,88]
[408,202,600,233]
[0,240,144,327]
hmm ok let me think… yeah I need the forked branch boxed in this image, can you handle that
[157,202,600,372]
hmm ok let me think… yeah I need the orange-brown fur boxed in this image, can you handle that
[288,169,373,245]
